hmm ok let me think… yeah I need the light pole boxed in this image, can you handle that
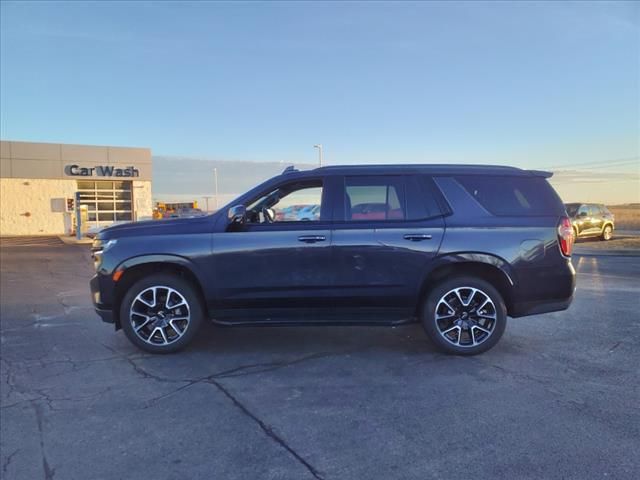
[213,168,219,210]
[313,144,323,167]
[203,196,213,212]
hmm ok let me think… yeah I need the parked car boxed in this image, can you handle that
[297,204,321,221]
[565,203,614,241]
[274,205,305,222]
[90,164,576,355]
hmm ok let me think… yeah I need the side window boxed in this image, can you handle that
[345,176,405,221]
[588,205,601,216]
[577,205,589,217]
[247,181,323,223]
[455,175,563,216]
[408,175,443,219]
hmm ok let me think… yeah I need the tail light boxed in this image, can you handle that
[558,217,574,257]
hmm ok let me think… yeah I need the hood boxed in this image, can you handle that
[98,215,216,240]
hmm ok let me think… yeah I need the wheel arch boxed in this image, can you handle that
[416,254,516,316]
[111,255,207,329]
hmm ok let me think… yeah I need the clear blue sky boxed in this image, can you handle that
[1,1,638,170]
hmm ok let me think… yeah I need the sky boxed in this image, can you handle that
[1,1,639,202]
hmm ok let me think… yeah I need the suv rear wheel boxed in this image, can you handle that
[601,225,613,241]
[120,273,204,353]
[422,276,507,355]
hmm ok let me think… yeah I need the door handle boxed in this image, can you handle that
[403,234,433,241]
[297,235,326,243]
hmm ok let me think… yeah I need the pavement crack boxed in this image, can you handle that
[32,401,56,480]
[142,349,364,408]
[213,350,351,379]
[89,336,179,384]
[2,448,20,477]
[608,341,622,353]
[208,379,324,480]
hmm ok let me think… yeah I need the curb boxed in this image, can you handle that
[58,236,93,245]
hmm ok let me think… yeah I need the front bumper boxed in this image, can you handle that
[90,274,114,324]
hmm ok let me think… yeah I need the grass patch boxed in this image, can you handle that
[608,204,640,230]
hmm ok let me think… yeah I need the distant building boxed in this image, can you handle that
[0,140,153,236]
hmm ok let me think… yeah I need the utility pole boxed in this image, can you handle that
[213,168,219,210]
[203,196,213,212]
[314,144,323,167]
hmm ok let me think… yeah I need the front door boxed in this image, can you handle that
[211,177,334,320]
[588,205,604,234]
[575,204,591,236]
[331,175,445,321]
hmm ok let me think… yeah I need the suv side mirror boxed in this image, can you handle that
[228,205,246,224]
[578,211,588,218]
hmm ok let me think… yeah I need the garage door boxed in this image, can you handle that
[77,180,133,227]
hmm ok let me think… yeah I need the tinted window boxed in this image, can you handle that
[406,176,442,219]
[345,176,405,221]
[455,175,562,216]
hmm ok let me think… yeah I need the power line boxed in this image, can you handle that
[554,162,639,171]
[539,156,639,170]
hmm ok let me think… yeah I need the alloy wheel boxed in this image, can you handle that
[434,287,497,348]
[603,226,612,240]
[129,286,191,346]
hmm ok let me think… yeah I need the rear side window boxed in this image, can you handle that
[345,176,405,221]
[455,175,562,216]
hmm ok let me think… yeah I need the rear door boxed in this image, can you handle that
[331,174,445,320]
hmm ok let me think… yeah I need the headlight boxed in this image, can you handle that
[91,239,117,256]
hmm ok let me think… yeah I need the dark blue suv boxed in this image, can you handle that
[90,164,576,355]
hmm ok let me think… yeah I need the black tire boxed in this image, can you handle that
[600,224,613,241]
[120,273,204,354]
[421,276,507,355]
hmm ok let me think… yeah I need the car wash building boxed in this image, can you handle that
[0,140,153,236]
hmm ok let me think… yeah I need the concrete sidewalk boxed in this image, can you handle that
[58,235,94,245]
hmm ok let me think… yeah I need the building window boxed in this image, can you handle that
[77,181,133,226]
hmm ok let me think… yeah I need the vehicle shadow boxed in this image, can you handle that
[187,322,439,357]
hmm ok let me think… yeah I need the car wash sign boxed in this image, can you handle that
[64,165,140,178]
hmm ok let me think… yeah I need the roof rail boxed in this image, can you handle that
[282,165,298,174]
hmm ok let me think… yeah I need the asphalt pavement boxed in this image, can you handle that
[1,242,639,480]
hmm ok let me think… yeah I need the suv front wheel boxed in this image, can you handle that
[422,276,507,355]
[120,273,204,353]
